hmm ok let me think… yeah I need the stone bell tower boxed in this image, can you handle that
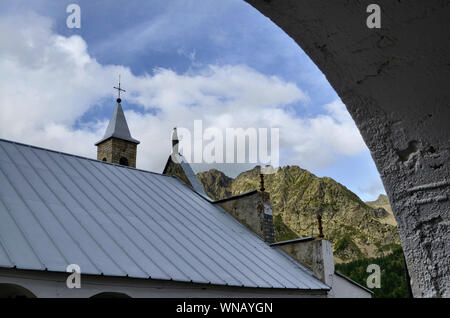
[95,77,140,168]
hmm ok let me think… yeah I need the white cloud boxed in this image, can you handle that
[359,178,387,201]
[259,100,366,169]
[0,12,367,175]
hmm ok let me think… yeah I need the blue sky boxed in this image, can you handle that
[0,0,385,200]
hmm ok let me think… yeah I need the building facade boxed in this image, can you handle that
[0,98,371,298]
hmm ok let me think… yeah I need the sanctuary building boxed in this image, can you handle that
[0,92,371,298]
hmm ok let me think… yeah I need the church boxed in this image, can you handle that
[0,85,371,298]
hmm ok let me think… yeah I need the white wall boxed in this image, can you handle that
[331,274,372,298]
[0,268,327,298]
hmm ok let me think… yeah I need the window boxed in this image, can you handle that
[119,157,129,166]
[102,158,107,162]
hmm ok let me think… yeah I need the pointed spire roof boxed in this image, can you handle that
[95,99,140,145]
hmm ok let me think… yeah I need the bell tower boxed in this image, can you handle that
[95,77,140,167]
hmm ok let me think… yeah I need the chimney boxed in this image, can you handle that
[163,128,209,196]
[214,173,275,243]
[271,238,335,286]
[172,127,179,155]
[260,191,275,243]
[317,213,324,238]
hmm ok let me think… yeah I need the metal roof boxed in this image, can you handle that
[163,153,208,198]
[95,101,140,145]
[0,139,328,290]
[335,271,374,294]
[270,236,315,246]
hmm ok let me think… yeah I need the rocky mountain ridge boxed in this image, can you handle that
[197,166,400,263]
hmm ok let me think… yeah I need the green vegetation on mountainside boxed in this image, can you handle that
[197,166,400,263]
[335,246,409,298]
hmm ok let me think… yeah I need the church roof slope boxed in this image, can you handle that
[0,139,328,291]
[162,153,208,198]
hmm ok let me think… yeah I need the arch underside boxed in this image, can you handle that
[245,0,449,297]
[0,283,36,298]
[90,292,131,298]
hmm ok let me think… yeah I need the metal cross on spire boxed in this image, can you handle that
[113,75,126,101]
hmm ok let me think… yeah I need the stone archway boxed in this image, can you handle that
[0,283,37,298]
[244,0,449,297]
[90,292,131,298]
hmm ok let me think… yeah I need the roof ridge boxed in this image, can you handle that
[0,137,217,203]
[0,137,163,176]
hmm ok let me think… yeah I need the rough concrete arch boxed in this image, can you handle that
[244,0,449,297]
[90,292,131,298]
[0,283,37,298]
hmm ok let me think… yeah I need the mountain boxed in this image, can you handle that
[365,194,397,226]
[197,166,400,263]
[197,169,233,200]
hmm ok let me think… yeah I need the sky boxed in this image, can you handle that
[0,0,385,201]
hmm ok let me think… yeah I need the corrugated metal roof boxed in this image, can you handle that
[0,138,328,290]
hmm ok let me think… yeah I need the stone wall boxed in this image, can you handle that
[216,191,275,243]
[163,157,193,187]
[277,239,334,286]
[97,138,137,168]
